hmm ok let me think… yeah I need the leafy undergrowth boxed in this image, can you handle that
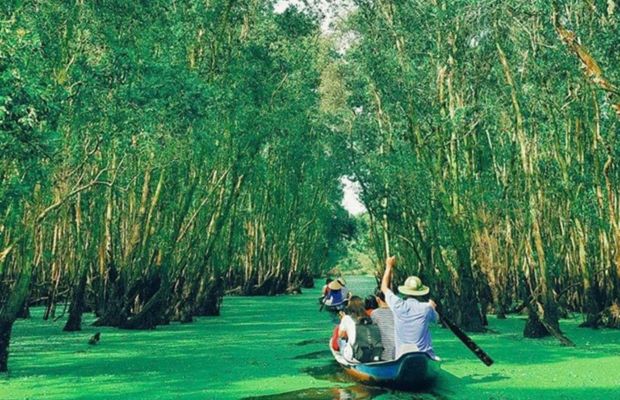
[2,276,620,399]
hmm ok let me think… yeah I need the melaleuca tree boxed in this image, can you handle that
[339,0,618,338]
[0,0,348,372]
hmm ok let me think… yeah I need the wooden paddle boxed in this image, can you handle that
[436,305,494,366]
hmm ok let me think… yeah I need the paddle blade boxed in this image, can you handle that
[442,316,494,366]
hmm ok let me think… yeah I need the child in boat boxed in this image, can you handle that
[370,290,395,360]
[337,296,367,361]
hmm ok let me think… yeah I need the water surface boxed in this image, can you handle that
[3,275,620,399]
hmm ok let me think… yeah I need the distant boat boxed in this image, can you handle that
[330,344,440,389]
[322,301,348,313]
[318,297,348,313]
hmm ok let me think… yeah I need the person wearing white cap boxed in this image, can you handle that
[380,256,439,360]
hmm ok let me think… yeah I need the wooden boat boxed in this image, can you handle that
[322,300,348,313]
[330,344,440,389]
[319,297,348,313]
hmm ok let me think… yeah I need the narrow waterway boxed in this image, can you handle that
[3,275,620,399]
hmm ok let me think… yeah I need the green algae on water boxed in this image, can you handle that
[2,276,620,399]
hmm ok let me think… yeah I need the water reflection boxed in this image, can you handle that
[295,338,328,346]
[293,361,448,399]
[244,384,450,400]
[301,363,351,383]
[293,350,333,360]
[242,385,387,400]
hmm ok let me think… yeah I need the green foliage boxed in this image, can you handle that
[0,0,352,370]
[336,0,620,329]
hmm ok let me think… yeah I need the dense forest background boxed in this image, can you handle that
[1,0,619,373]
[332,0,620,343]
[0,0,355,371]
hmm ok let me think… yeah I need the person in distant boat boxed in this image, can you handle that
[323,279,346,306]
[322,278,333,297]
[336,277,351,301]
[370,290,395,360]
[320,278,333,304]
[380,256,439,360]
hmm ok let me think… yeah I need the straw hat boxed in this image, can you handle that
[398,276,429,296]
[336,277,346,286]
[328,280,343,290]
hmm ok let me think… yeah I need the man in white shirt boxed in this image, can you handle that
[380,256,439,360]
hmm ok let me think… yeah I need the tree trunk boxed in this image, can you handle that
[602,302,620,329]
[299,269,314,288]
[195,276,223,316]
[63,271,87,331]
[524,298,575,346]
[455,246,485,332]
[120,290,165,330]
[523,306,551,338]
[93,264,126,327]
[0,319,14,373]
[16,299,30,319]
[496,304,507,320]
[170,275,195,323]
[119,274,168,330]
[202,283,223,316]
[580,284,603,328]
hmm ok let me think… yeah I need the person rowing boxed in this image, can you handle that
[319,278,333,304]
[323,278,351,309]
[323,278,350,309]
[380,255,439,360]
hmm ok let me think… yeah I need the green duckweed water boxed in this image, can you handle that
[1,276,620,399]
